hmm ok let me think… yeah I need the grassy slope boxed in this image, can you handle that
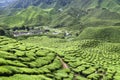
[0,0,120,28]
[81,8,120,27]
[71,0,120,13]
[0,6,52,27]
[49,0,120,28]
[78,26,120,42]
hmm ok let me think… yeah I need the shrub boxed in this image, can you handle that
[0,66,12,75]
[82,67,96,75]
[87,73,100,80]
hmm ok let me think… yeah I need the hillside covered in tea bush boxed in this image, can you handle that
[0,36,120,80]
[0,0,120,80]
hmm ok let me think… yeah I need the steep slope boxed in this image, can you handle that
[70,0,120,13]
[1,6,52,27]
[68,0,120,27]
[0,0,17,15]
[81,8,120,27]
[0,0,120,28]
[0,0,16,8]
[10,0,72,9]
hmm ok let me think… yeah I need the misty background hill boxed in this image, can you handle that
[0,0,120,28]
[0,0,16,8]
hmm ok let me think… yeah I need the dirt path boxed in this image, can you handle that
[57,56,69,69]
[57,56,80,80]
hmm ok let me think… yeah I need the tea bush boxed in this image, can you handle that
[0,36,120,80]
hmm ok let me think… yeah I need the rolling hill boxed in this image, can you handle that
[0,0,120,28]
[0,0,120,80]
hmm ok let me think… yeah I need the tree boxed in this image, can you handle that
[0,28,5,35]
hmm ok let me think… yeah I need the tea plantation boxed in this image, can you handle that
[0,36,120,80]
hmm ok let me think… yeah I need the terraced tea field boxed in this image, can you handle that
[0,36,120,80]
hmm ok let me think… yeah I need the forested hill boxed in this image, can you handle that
[0,0,120,28]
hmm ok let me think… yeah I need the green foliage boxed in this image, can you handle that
[87,73,100,80]
[114,72,120,80]
[76,76,88,80]
[0,35,120,80]
[81,40,100,48]
[82,67,96,75]
[0,0,120,29]
[79,26,120,42]
[0,1,120,79]
[73,66,86,73]
[0,6,52,27]
[0,74,52,80]
[0,67,12,74]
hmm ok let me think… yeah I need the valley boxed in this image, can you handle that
[0,0,120,80]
